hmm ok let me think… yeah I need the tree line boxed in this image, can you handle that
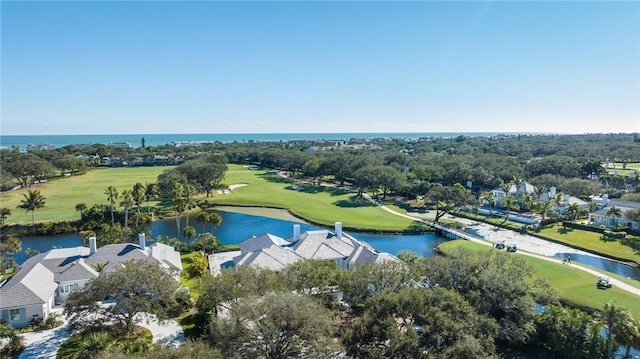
[59,248,640,358]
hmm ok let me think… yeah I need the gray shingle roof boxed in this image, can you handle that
[0,263,58,308]
[0,242,182,310]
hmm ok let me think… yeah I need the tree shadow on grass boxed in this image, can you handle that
[333,195,377,208]
[557,226,574,234]
[258,173,293,184]
[619,236,640,255]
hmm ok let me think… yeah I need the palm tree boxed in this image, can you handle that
[183,226,196,240]
[480,191,495,216]
[75,203,87,220]
[565,203,581,221]
[143,182,158,214]
[537,200,553,221]
[0,207,11,226]
[197,211,210,233]
[522,192,533,213]
[17,190,46,225]
[596,300,636,359]
[209,212,222,233]
[618,318,640,359]
[132,182,145,225]
[90,262,109,273]
[170,182,185,235]
[104,186,120,225]
[183,184,196,229]
[120,189,134,228]
[606,206,623,228]
[502,195,519,223]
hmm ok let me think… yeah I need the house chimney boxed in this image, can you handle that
[89,237,97,255]
[549,186,557,199]
[602,194,609,207]
[293,224,300,242]
[335,222,342,239]
[139,233,146,251]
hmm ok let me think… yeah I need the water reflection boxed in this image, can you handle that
[16,211,445,264]
[14,211,640,282]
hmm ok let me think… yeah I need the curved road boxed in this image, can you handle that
[365,195,640,297]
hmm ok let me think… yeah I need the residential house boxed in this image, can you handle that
[214,222,399,273]
[588,200,640,230]
[0,234,181,328]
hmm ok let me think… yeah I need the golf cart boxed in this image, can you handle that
[597,276,612,289]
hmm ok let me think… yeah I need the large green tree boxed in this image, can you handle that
[343,287,499,358]
[422,249,556,346]
[64,259,184,333]
[425,184,476,222]
[208,292,338,359]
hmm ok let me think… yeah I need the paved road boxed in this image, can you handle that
[364,195,640,297]
[18,311,184,359]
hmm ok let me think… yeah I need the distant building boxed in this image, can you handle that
[107,141,132,149]
[26,143,56,152]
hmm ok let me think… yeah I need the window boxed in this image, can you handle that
[9,309,20,321]
[59,283,79,294]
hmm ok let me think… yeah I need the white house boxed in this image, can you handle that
[0,234,182,328]
[588,200,640,230]
[214,222,399,273]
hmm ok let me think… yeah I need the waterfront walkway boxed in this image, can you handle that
[362,195,640,297]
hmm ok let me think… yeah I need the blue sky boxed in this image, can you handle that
[1,1,638,135]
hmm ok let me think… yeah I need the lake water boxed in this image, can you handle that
[15,211,445,264]
[14,211,640,281]
[14,211,639,358]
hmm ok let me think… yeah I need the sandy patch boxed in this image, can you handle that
[217,183,248,194]
[228,183,248,191]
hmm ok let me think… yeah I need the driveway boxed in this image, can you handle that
[18,312,184,359]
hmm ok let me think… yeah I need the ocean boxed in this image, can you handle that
[0,132,513,150]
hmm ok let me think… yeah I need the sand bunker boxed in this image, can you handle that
[217,183,248,194]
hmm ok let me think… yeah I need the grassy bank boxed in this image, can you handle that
[1,167,171,225]
[438,240,640,319]
[536,224,640,265]
[210,165,417,232]
[450,210,640,266]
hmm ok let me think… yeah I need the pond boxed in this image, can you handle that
[14,211,446,264]
[13,211,640,281]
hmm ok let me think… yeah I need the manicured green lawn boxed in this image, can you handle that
[180,252,201,298]
[211,165,416,232]
[1,167,171,225]
[439,240,640,319]
[536,224,640,265]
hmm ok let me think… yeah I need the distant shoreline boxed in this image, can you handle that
[0,132,540,150]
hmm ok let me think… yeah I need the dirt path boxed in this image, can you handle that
[363,195,640,297]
